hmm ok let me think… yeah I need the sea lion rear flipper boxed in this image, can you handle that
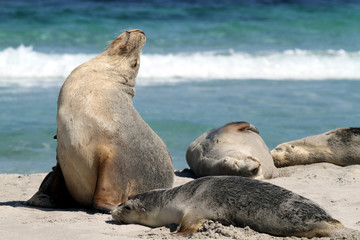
[26,163,76,208]
[176,213,205,236]
[223,122,259,134]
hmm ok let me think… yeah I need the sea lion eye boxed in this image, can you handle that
[123,203,132,210]
[251,167,259,175]
[131,60,138,68]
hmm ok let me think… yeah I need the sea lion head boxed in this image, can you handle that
[271,141,310,167]
[112,198,148,224]
[111,189,169,227]
[103,29,146,87]
[271,143,293,167]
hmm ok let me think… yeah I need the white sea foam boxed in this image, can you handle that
[0,45,95,87]
[1,45,360,87]
[139,49,360,83]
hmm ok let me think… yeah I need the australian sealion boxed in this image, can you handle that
[27,29,174,212]
[186,122,277,179]
[271,127,360,167]
[112,176,345,238]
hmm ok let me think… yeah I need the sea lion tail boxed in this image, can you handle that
[323,220,360,238]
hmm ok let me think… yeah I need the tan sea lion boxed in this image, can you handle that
[271,127,360,167]
[186,122,277,179]
[27,29,174,212]
[112,176,345,238]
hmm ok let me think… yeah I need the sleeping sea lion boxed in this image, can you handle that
[112,176,344,238]
[186,122,277,179]
[271,127,360,167]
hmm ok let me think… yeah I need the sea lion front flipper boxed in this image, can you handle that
[176,213,205,236]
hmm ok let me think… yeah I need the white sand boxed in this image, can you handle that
[1,163,360,240]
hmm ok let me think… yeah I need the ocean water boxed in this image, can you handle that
[1,0,359,173]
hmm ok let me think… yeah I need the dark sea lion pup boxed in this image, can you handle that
[27,29,174,212]
[112,176,344,238]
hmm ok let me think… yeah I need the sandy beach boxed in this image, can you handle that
[1,163,360,240]
[2,1,360,239]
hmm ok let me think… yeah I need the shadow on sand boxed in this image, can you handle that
[0,200,101,214]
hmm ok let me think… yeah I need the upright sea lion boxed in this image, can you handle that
[186,122,277,179]
[27,29,174,212]
[112,176,344,238]
[271,127,360,167]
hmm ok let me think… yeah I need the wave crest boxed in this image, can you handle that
[1,45,360,86]
[139,49,360,82]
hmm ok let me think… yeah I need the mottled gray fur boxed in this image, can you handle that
[112,176,341,237]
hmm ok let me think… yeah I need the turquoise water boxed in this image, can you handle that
[1,80,359,173]
[1,0,360,53]
[0,0,359,173]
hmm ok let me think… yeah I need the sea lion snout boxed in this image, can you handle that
[271,145,286,156]
[271,144,289,167]
[112,203,131,224]
[106,29,146,55]
[112,199,149,225]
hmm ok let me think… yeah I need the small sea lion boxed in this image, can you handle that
[186,122,277,179]
[271,127,360,167]
[112,176,344,238]
[27,29,174,212]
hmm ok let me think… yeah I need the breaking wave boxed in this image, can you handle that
[1,45,360,87]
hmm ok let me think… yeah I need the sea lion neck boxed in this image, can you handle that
[101,30,146,89]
